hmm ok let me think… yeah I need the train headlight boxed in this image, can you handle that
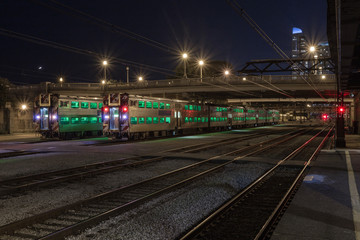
[122,114,127,120]
[36,115,40,120]
[105,115,110,119]
[52,115,57,120]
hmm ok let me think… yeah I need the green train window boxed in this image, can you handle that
[98,117,102,123]
[160,102,165,109]
[194,105,198,111]
[71,101,79,108]
[166,117,171,123]
[90,103,97,109]
[166,103,171,109]
[194,117,197,122]
[80,117,88,123]
[201,117,205,123]
[71,117,79,124]
[146,117,152,124]
[153,117,159,124]
[139,101,145,108]
[146,102,152,108]
[189,105,193,110]
[90,117,97,123]
[160,117,165,123]
[99,103,103,109]
[185,105,188,110]
[81,102,89,109]
[153,102,159,109]
[139,117,145,124]
[130,117,137,124]
[185,117,189,123]
[206,117,208,122]
[198,106,201,111]
[189,117,193,122]
[60,117,69,124]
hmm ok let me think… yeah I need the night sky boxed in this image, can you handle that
[0,0,328,85]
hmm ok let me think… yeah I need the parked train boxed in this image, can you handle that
[34,94,103,139]
[33,93,280,139]
[101,93,280,140]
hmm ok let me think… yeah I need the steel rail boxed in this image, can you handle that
[0,129,307,239]
[179,127,330,240]
[0,128,295,196]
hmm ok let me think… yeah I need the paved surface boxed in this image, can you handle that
[271,134,360,240]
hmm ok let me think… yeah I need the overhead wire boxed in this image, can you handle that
[29,0,178,54]
[0,28,177,78]
[226,0,328,101]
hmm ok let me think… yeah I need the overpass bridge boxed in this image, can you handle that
[11,74,337,102]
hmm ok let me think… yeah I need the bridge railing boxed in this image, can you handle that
[9,74,336,92]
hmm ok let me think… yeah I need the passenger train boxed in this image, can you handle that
[33,93,280,139]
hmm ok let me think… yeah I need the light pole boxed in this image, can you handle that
[182,53,188,79]
[103,60,108,83]
[126,66,129,85]
[199,60,204,82]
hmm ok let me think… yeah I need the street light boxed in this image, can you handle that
[21,104,27,110]
[101,80,106,85]
[138,76,143,81]
[321,75,326,79]
[102,60,108,82]
[224,70,230,76]
[182,53,188,79]
[309,46,316,52]
[199,60,204,82]
[59,77,63,82]
[242,77,246,81]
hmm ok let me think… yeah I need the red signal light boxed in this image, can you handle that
[104,107,109,113]
[122,106,128,112]
[322,114,328,120]
[338,107,345,113]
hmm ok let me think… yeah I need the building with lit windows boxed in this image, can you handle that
[291,27,331,74]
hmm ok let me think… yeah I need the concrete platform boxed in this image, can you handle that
[271,134,360,240]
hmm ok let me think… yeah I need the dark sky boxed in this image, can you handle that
[0,0,328,84]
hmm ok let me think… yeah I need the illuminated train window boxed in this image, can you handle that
[60,101,69,108]
[71,101,79,108]
[139,101,145,108]
[146,117,152,124]
[90,117,97,123]
[60,117,69,124]
[153,117,159,124]
[130,117,137,124]
[71,117,79,124]
[139,117,145,124]
[165,117,171,123]
[189,117,193,122]
[80,117,88,123]
[146,102,152,108]
[198,106,201,111]
[90,103,97,109]
[166,103,171,109]
[185,105,188,110]
[81,102,89,109]
[99,103,103,109]
[189,105,193,110]
[185,117,189,123]
[160,117,165,123]
[160,102,165,109]
[153,102,159,109]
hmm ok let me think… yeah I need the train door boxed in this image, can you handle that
[40,107,49,130]
[109,107,119,130]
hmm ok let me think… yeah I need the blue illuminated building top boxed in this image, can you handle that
[292,27,303,34]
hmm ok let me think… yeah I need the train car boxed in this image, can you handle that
[229,106,246,129]
[34,94,103,139]
[268,109,280,124]
[245,107,258,126]
[257,108,267,126]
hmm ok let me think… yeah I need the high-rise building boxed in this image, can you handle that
[291,27,331,74]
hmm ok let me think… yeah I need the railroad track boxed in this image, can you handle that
[179,126,333,240]
[0,128,296,196]
[0,128,309,239]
